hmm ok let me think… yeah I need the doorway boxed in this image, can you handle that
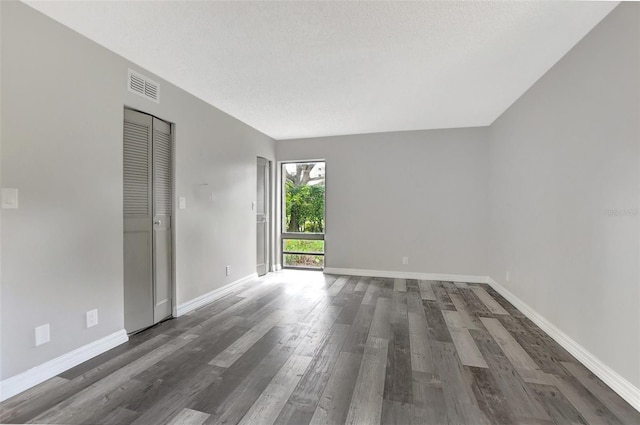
[256,157,270,276]
[281,161,325,269]
[123,108,173,333]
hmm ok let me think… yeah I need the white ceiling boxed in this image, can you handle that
[25,1,617,140]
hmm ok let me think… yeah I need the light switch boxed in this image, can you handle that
[179,197,186,209]
[1,188,18,209]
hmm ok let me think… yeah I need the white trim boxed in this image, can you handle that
[272,264,282,272]
[322,267,489,284]
[176,273,258,317]
[487,277,640,412]
[0,330,128,402]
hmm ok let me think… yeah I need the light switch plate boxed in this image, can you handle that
[35,324,50,346]
[1,188,18,209]
[179,197,186,209]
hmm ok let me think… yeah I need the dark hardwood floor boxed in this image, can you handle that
[1,271,638,424]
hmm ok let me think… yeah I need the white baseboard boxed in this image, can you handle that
[323,267,489,284]
[271,264,282,272]
[0,329,128,402]
[176,273,258,317]
[487,277,640,412]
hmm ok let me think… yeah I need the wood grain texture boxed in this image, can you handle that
[550,375,624,425]
[362,279,382,306]
[562,361,640,424]
[481,317,541,372]
[433,282,456,311]
[408,310,435,374]
[384,295,412,405]
[471,286,510,315]
[209,309,285,368]
[529,382,588,425]
[393,278,407,292]
[432,340,491,425]
[275,324,350,424]
[418,280,437,301]
[412,370,447,424]
[167,408,210,425]
[101,407,141,425]
[2,272,637,425]
[353,277,370,293]
[202,333,301,424]
[467,366,518,425]
[309,351,362,425]
[369,297,391,340]
[340,303,375,355]
[28,334,198,424]
[345,336,388,425]
[448,327,488,369]
[478,350,552,423]
[238,355,312,425]
[447,293,483,329]
[327,276,349,296]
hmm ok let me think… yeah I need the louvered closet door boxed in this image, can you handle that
[152,117,172,323]
[124,109,173,333]
[123,109,154,333]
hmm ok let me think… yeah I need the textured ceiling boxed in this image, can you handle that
[24,1,617,140]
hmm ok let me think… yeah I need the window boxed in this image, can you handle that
[282,161,325,269]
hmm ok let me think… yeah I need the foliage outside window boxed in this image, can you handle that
[284,163,325,233]
[283,162,325,269]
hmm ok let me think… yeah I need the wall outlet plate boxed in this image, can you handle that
[1,188,19,209]
[225,265,231,276]
[35,324,50,346]
[402,256,409,265]
[86,309,98,328]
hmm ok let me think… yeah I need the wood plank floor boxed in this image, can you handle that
[1,271,638,425]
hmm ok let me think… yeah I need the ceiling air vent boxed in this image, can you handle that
[128,69,160,103]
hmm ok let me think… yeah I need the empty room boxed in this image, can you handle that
[1,1,639,424]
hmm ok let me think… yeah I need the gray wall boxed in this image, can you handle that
[1,1,275,380]
[277,128,490,276]
[487,3,639,387]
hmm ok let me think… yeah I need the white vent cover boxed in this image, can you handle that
[128,69,160,103]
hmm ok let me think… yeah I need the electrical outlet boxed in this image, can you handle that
[226,265,231,276]
[506,271,510,282]
[35,324,50,346]
[86,309,98,328]
[1,188,19,209]
[402,256,409,265]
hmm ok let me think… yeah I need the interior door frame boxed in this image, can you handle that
[123,106,177,325]
[257,157,272,276]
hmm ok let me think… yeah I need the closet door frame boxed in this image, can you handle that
[123,107,176,333]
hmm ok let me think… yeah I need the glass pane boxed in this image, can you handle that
[283,162,325,233]
[284,254,324,269]
[283,239,324,254]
